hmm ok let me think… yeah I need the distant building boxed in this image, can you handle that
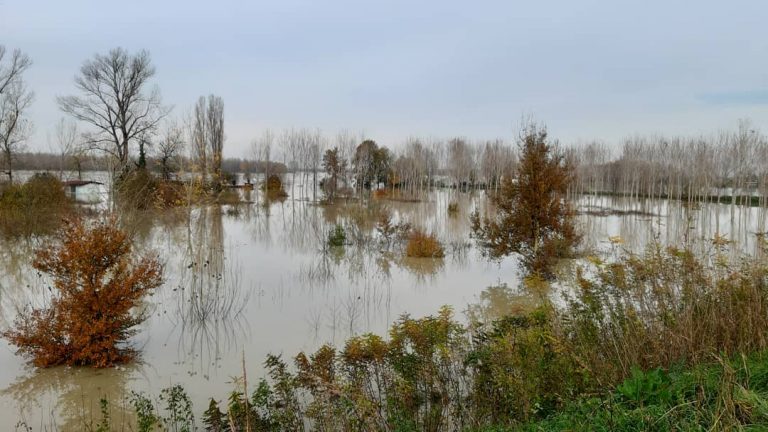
[62,180,104,203]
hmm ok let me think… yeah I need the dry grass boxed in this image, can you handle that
[565,245,768,387]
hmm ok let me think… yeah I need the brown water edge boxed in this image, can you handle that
[1,365,140,431]
[0,188,765,430]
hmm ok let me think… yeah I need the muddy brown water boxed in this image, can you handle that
[1,177,765,430]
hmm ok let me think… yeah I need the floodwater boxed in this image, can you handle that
[1,174,766,430]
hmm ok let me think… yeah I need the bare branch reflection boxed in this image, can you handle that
[169,206,251,376]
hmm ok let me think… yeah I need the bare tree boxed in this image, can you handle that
[206,95,224,185]
[192,97,208,183]
[252,129,274,182]
[0,77,33,182]
[54,118,79,178]
[447,137,475,191]
[0,46,31,96]
[335,129,357,186]
[58,48,168,172]
[157,121,184,180]
[280,128,297,195]
[309,129,323,201]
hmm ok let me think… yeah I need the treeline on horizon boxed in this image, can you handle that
[14,119,768,208]
[4,43,768,207]
[10,152,288,177]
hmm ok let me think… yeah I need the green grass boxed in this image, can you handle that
[474,351,768,431]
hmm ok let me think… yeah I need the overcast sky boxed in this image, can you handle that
[2,0,767,156]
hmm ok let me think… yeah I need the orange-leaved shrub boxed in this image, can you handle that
[405,229,445,258]
[2,217,163,367]
[262,174,288,199]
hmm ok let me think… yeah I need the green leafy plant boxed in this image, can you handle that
[616,367,673,407]
[160,384,196,432]
[130,391,159,432]
[327,224,347,247]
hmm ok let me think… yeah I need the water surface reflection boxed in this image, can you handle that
[0,189,764,429]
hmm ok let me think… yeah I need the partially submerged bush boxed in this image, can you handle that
[0,173,73,237]
[2,218,163,367]
[375,212,412,246]
[262,174,288,200]
[153,179,186,207]
[405,229,445,258]
[115,168,158,209]
[115,168,188,209]
[217,188,242,205]
[447,201,459,215]
[327,224,346,247]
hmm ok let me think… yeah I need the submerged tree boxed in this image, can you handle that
[2,218,163,367]
[192,95,225,187]
[252,128,274,189]
[58,48,168,172]
[192,97,208,183]
[322,146,346,200]
[54,118,84,179]
[471,125,578,277]
[352,140,391,190]
[156,121,184,181]
[207,95,225,186]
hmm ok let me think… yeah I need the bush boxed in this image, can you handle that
[447,201,459,215]
[405,229,445,258]
[375,212,412,246]
[115,169,188,209]
[262,174,288,199]
[115,168,158,209]
[0,173,72,237]
[468,306,585,423]
[327,224,346,247]
[217,188,242,205]
[153,180,186,207]
[2,218,163,367]
[564,245,768,386]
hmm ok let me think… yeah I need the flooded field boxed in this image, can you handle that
[1,175,766,430]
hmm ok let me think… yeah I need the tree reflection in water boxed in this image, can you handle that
[169,206,251,377]
[1,364,139,431]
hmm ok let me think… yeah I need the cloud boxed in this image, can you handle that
[698,90,768,106]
